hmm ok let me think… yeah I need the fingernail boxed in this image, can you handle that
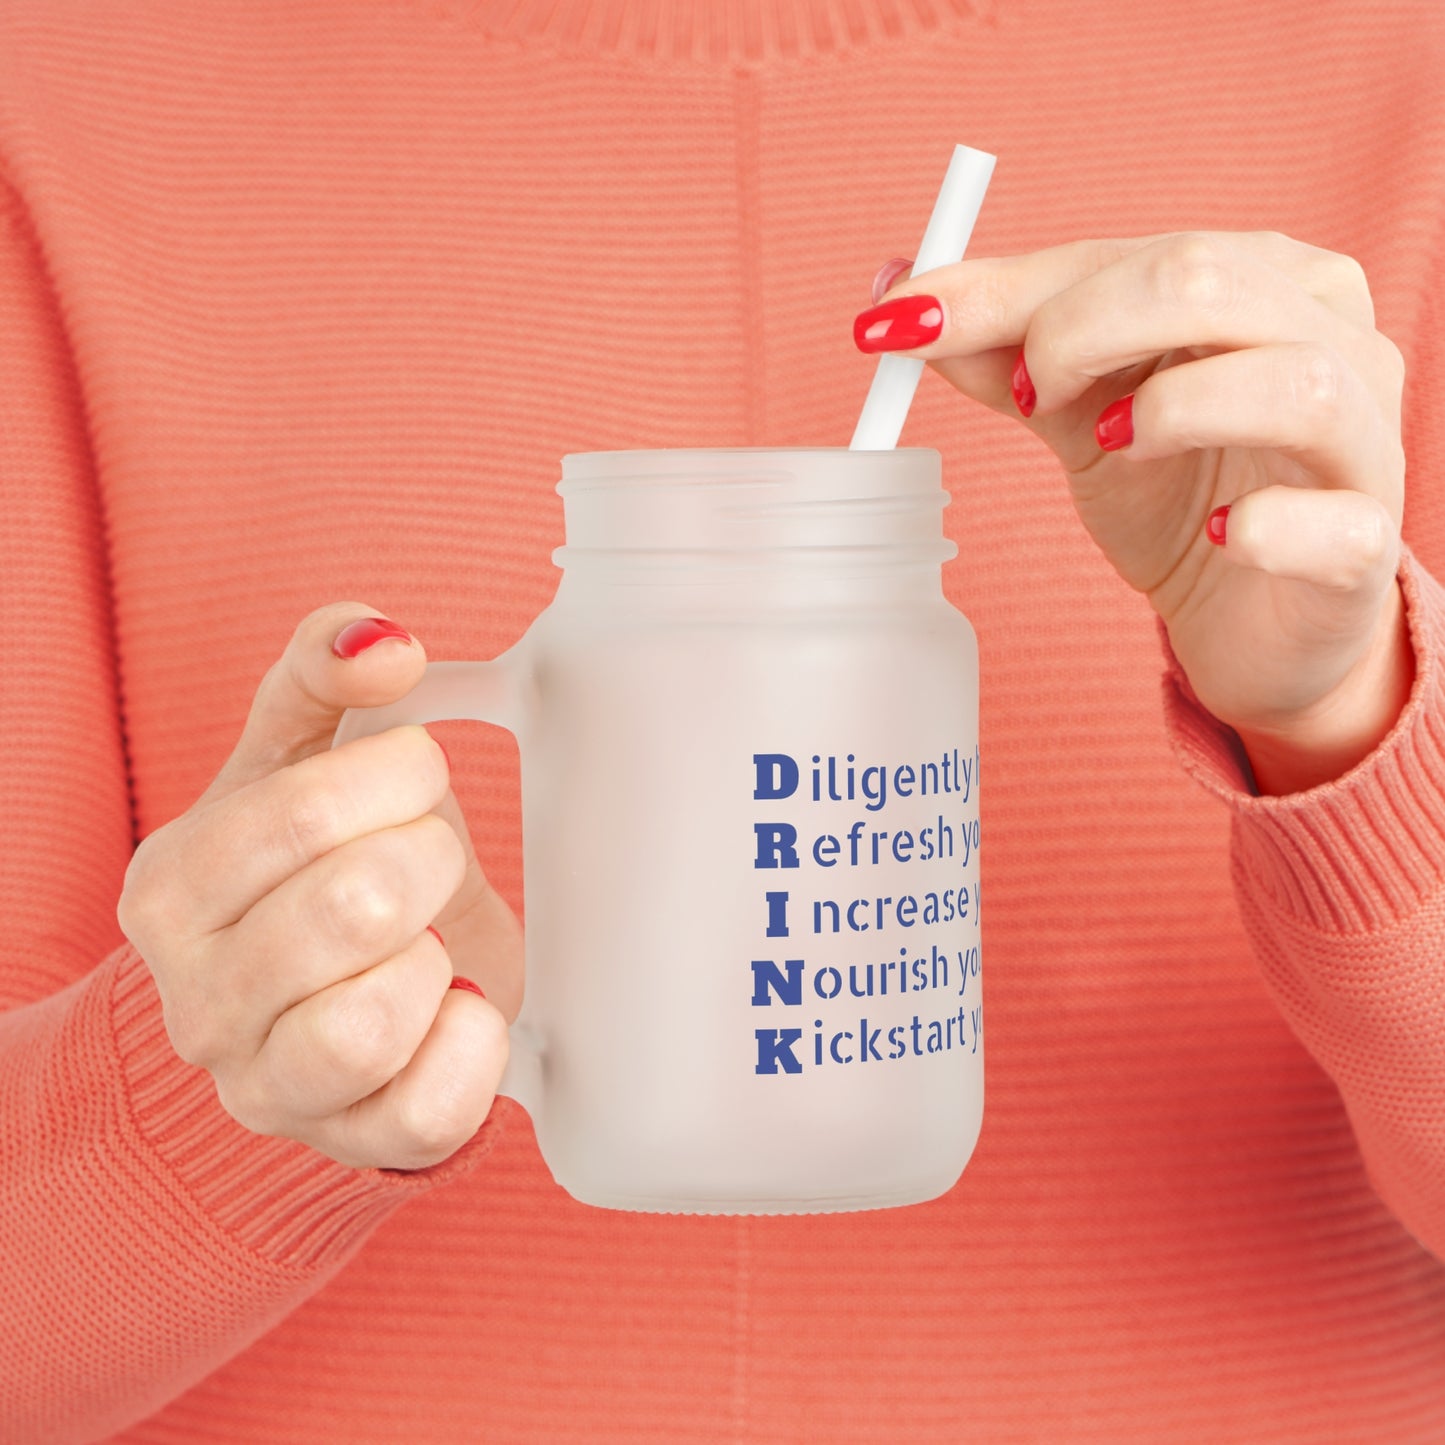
[426,925,446,948]
[448,975,486,999]
[1095,394,1135,451]
[870,256,914,305]
[853,294,944,353]
[1206,504,1230,545]
[332,617,413,659]
[1011,348,1036,418]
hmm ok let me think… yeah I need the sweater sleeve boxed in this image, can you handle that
[1161,544,1445,1263]
[0,177,509,1444]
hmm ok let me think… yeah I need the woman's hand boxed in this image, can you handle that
[117,604,522,1171]
[856,231,1412,794]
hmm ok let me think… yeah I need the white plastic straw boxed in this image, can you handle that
[849,144,996,450]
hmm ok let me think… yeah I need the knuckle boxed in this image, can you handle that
[1311,501,1397,593]
[1376,332,1407,388]
[161,994,225,1069]
[1146,381,1191,447]
[394,1086,475,1165]
[1288,345,1348,420]
[1327,250,1370,299]
[1385,438,1407,497]
[950,270,1011,339]
[417,811,468,883]
[1305,246,1375,327]
[276,778,345,862]
[213,1070,286,1138]
[1321,550,1375,594]
[114,872,149,942]
[116,830,174,940]
[1345,501,1396,575]
[316,855,406,949]
[1160,234,1236,313]
[314,983,410,1085]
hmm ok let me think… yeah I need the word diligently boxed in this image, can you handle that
[760,750,975,812]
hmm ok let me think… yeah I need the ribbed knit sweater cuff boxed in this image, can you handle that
[109,942,508,1273]
[1160,543,1445,933]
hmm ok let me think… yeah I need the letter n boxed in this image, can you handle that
[751,959,804,1006]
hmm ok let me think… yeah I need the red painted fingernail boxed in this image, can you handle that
[853,294,944,353]
[426,925,446,947]
[448,975,486,999]
[1011,349,1036,417]
[1096,394,1135,451]
[1207,504,1230,545]
[870,256,914,305]
[332,616,412,659]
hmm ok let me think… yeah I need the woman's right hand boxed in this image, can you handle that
[116,603,522,1172]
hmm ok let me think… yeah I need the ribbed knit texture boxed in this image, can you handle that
[1,2,1443,1441]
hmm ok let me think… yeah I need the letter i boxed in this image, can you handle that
[814,1020,824,1066]
[765,891,790,938]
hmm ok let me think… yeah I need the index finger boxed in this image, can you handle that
[152,723,450,935]
[874,229,1377,360]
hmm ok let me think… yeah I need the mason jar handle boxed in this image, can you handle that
[330,656,544,1121]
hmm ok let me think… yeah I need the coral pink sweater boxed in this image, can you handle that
[2,2,1443,1440]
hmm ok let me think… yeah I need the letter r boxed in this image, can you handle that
[753,822,800,869]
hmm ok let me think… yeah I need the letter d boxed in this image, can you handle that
[753,753,799,800]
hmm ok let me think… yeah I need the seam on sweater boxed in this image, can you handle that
[731,1214,752,1443]
[0,161,140,855]
[728,64,757,1442]
[733,64,763,446]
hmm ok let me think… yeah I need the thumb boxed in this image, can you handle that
[199,602,428,807]
[198,602,526,1019]
[1212,485,1399,613]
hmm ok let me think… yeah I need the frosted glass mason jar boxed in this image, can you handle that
[333,448,983,1215]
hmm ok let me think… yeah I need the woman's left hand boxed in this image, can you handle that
[856,231,1413,794]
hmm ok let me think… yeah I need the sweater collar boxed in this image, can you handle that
[464,0,996,63]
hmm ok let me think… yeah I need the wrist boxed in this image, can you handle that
[1230,580,1414,795]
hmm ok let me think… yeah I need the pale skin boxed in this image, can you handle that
[118,605,525,1172]
[118,229,1412,1172]
[864,230,1413,798]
